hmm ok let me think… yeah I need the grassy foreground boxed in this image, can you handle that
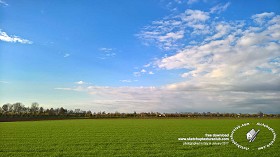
[0,119,279,157]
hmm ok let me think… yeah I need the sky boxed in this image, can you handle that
[0,0,280,113]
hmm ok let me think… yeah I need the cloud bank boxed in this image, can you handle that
[57,8,280,113]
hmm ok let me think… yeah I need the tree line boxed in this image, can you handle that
[0,102,279,121]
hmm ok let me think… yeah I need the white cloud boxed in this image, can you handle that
[55,85,177,112]
[181,9,210,22]
[150,12,280,113]
[55,12,280,113]
[99,47,113,52]
[180,9,210,35]
[54,87,73,91]
[120,80,132,83]
[0,81,8,84]
[252,12,275,25]
[133,72,141,77]
[210,2,230,14]
[143,63,151,68]
[132,69,147,77]
[120,79,138,83]
[98,47,116,58]
[175,0,182,4]
[187,0,199,5]
[141,69,147,73]
[133,69,154,77]
[0,0,8,6]
[137,9,210,50]
[0,30,33,44]
[149,71,154,75]
[135,11,280,113]
[75,81,86,85]
[159,31,184,42]
[64,53,70,58]
[205,22,236,41]
[55,82,280,113]
[157,13,280,93]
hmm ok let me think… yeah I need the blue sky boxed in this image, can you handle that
[1,0,280,113]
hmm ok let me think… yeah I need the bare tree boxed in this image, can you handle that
[13,102,24,114]
[30,102,39,114]
[8,104,13,113]
[2,104,10,113]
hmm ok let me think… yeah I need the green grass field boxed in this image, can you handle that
[0,119,279,157]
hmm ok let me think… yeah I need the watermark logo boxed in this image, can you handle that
[246,129,260,142]
[179,122,276,151]
[230,122,276,150]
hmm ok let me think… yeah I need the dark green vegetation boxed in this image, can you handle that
[0,119,279,156]
[1,103,279,122]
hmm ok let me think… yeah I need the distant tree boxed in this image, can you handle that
[30,102,39,114]
[2,104,10,113]
[13,102,24,114]
[59,107,67,115]
[49,108,55,116]
[39,107,44,114]
[44,109,49,115]
[258,111,264,117]
[8,104,13,113]
[74,109,81,113]
[68,110,74,114]
[86,110,92,117]
[54,108,59,115]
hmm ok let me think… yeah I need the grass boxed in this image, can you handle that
[0,119,279,156]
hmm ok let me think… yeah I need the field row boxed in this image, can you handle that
[0,119,279,156]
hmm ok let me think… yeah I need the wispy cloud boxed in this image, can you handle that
[137,9,210,50]
[98,47,116,59]
[133,71,141,77]
[99,47,113,52]
[148,71,154,75]
[133,68,155,77]
[0,0,8,6]
[140,69,146,73]
[252,12,275,25]
[143,63,151,68]
[210,2,230,14]
[174,0,182,4]
[187,0,199,5]
[0,30,33,44]
[63,53,70,58]
[75,81,88,85]
[0,81,8,84]
[138,2,232,51]
[54,87,73,91]
[120,79,138,83]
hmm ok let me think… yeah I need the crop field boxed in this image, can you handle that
[0,119,279,157]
